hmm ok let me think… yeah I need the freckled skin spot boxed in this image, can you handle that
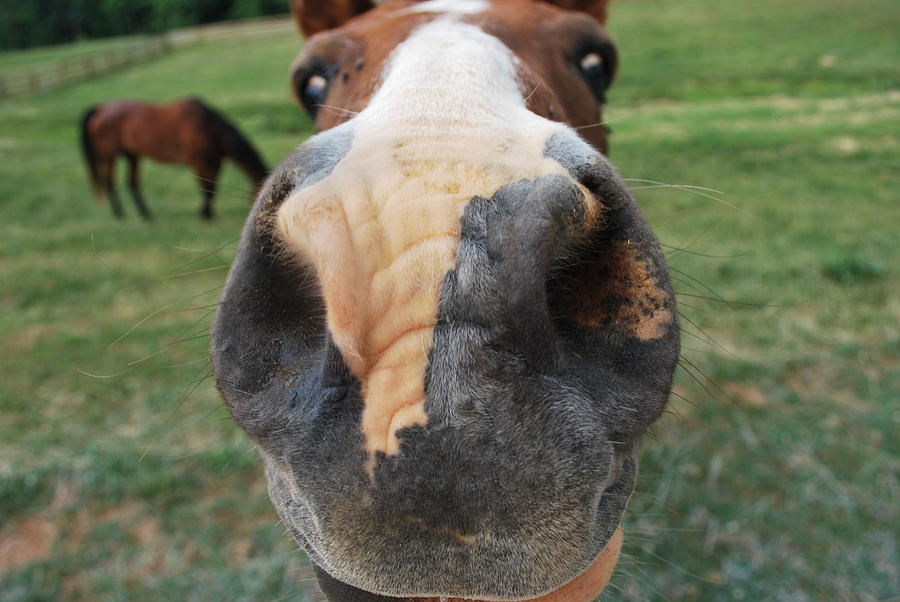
[559,240,674,340]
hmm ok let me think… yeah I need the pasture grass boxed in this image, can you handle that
[0,36,160,75]
[1,0,897,600]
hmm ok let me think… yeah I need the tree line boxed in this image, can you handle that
[2,0,287,51]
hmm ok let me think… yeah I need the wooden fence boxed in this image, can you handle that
[0,16,296,101]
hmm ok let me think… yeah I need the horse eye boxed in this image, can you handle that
[580,52,603,75]
[305,74,329,106]
[577,51,611,103]
[296,72,331,117]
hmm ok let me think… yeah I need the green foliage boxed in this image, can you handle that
[0,0,288,51]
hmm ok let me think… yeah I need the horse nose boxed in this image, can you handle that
[427,147,677,429]
[437,174,598,373]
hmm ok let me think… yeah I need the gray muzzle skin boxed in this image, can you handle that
[211,126,680,600]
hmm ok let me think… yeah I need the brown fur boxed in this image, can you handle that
[81,97,267,219]
[559,239,675,340]
[290,0,616,152]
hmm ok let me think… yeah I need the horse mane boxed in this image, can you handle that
[79,106,102,198]
[198,100,268,188]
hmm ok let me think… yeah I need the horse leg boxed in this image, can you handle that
[100,157,124,219]
[195,161,221,221]
[125,153,152,220]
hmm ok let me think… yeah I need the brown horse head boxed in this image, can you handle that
[211,1,679,600]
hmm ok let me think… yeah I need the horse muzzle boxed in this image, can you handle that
[211,125,679,600]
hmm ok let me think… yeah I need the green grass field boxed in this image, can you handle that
[0,36,160,75]
[1,0,897,599]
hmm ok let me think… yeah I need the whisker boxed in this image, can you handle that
[176,301,223,312]
[167,243,236,253]
[665,222,718,260]
[106,303,175,350]
[90,233,121,275]
[572,121,605,131]
[626,180,725,196]
[573,109,636,129]
[168,237,240,273]
[268,584,310,602]
[164,357,211,369]
[678,325,722,351]
[646,204,724,220]
[191,174,255,195]
[138,360,212,462]
[676,291,783,308]
[625,561,673,601]
[677,359,721,404]
[102,284,222,351]
[191,399,228,425]
[638,545,722,584]
[315,103,360,117]
[671,268,733,308]
[126,331,211,368]
[523,81,543,104]
[76,366,132,379]
[627,178,744,212]
[679,355,735,404]
[678,311,738,359]
[144,264,230,281]
[674,299,705,313]
[668,389,699,407]
[662,242,749,259]
[166,365,214,420]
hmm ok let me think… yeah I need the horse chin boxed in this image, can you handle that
[494,528,623,602]
[303,529,624,602]
[369,529,622,602]
[264,434,636,601]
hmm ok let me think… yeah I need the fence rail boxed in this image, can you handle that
[0,16,296,101]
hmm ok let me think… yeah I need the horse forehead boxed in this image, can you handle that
[370,19,522,106]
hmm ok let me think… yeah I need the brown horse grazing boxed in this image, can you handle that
[212,1,679,600]
[80,97,268,220]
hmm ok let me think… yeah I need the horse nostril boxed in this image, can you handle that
[468,175,594,272]
[432,175,601,375]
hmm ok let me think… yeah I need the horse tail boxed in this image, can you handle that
[80,106,102,198]
[204,105,268,192]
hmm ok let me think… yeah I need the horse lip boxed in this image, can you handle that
[441,527,625,602]
[274,444,637,601]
